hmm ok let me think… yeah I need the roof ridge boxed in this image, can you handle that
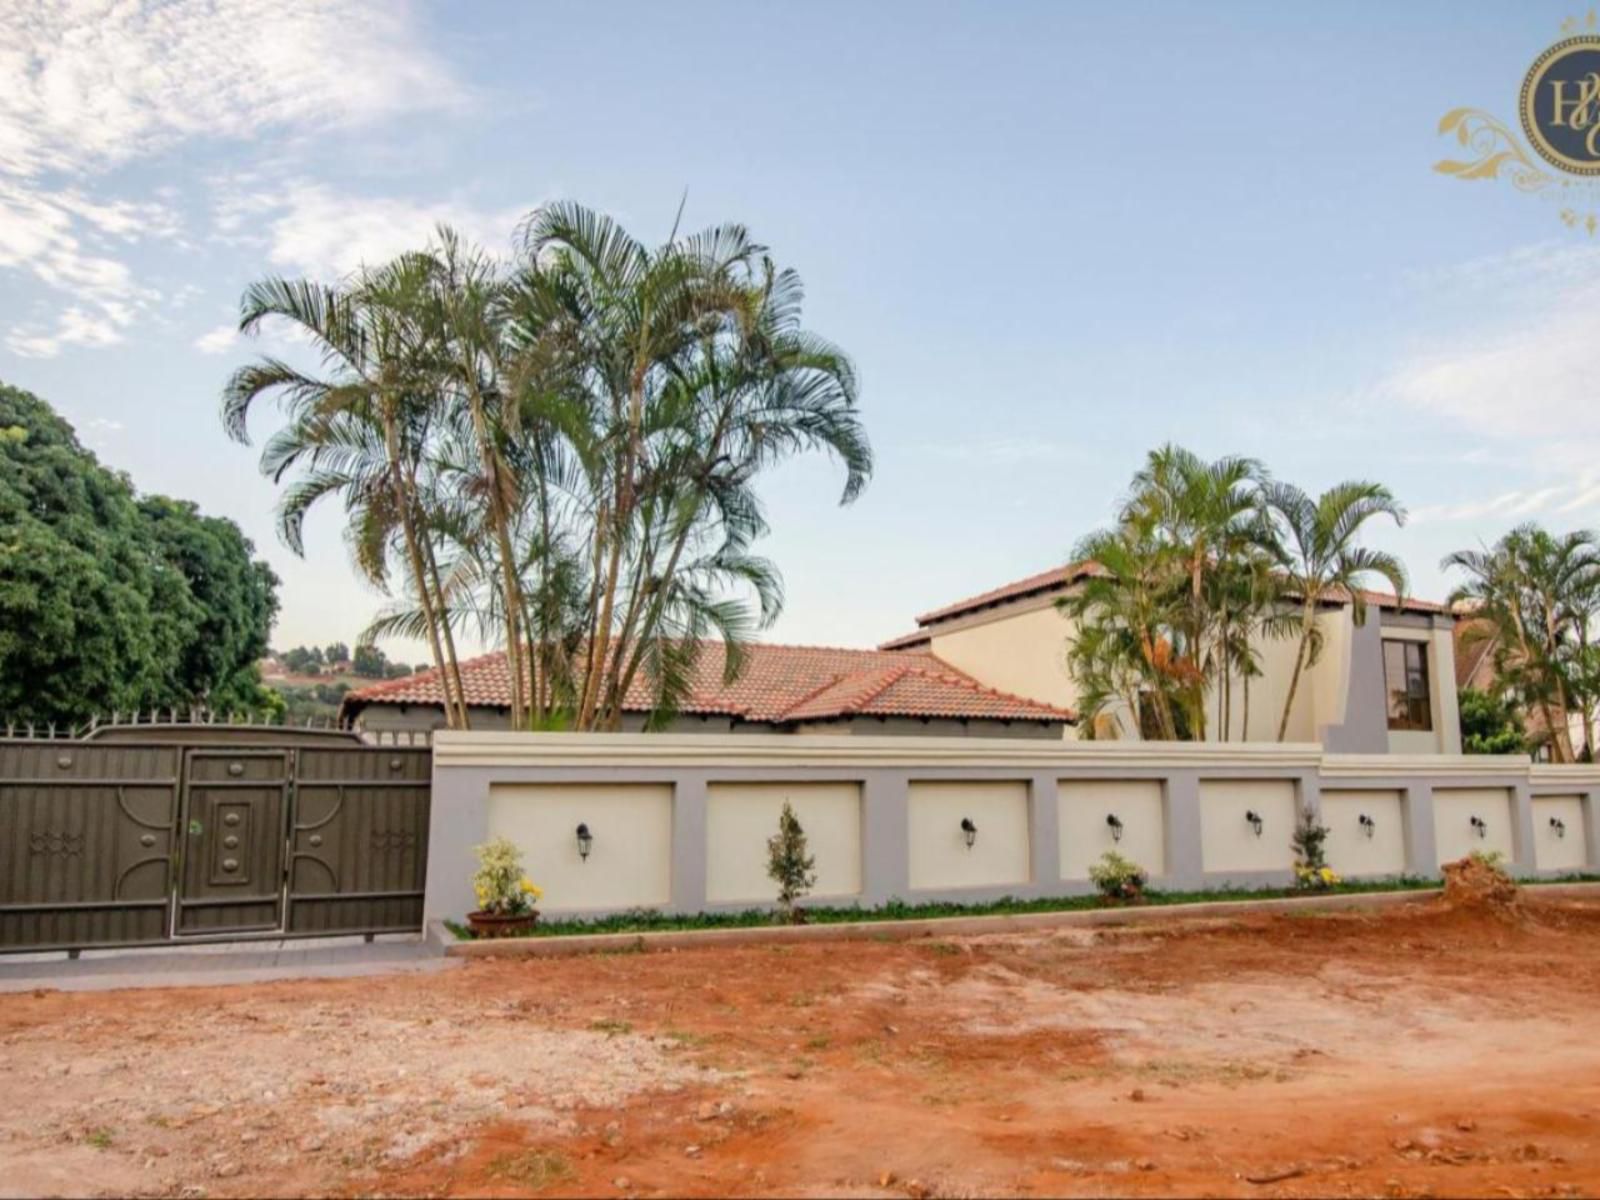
[913,658,1078,719]
[773,672,851,721]
[841,661,915,714]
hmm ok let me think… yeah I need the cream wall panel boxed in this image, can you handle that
[488,783,673,912]
[706,782,863,903]
[1199,779,1297,872]
[1432,787,1514,865]
[1532,795,1588,872]
[1320,789,1406,877]
[1058,780,1165,879]
[907,780,1031,890]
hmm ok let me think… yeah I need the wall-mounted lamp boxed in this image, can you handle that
[1550,816,1567,839]
[1470,815,1488,839]
[575,822,593,862]
[1245,809,1264,838]
[960,817,978,850]
[1106,813,1124,843]
[1358,813,1376,839]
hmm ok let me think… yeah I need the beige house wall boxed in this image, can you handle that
[926,598,1082,716]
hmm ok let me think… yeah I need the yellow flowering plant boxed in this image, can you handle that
[471,835,542,916]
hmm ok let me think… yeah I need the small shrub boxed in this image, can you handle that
[766,801,817,924]
[1291,807,1339,890]
[472,835,543,916]
[1469,848,1506,870]
[1088,850,1147,903]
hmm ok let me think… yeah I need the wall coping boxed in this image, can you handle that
[431,733,1600,787]
[433,730,1326,771]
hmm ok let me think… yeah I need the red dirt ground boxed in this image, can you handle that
[4,894,1600,1198]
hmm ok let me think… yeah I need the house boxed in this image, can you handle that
[341,641,1074,738]
[344,561,1462,753]
[879,562,1461,754]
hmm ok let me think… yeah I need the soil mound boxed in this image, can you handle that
[1441,854,1521,916]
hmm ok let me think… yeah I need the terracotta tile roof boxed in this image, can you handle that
[1452,616,1499,691]
[343,641,1074,725]
[913,561,1103,627]
[911,562,1451,630]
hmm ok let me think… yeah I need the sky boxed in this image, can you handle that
[4,0,1598,661]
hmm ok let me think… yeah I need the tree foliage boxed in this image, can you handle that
[226,203,871,731]
[1444,525,1600,762]
[1061,445,1402,743]
[1457,687,1528,756]
[0,382,279,725]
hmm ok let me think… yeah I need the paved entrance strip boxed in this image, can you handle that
[0,932,455,993]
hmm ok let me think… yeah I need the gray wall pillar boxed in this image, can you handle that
[424,766,490,923]
[1584,788,1600,872]
[1509,780,1537,877]
[1402,782,1437,877]
[1164,770,1204,889]
[861,771,909,905]
[1030,772,1060,889]
[671,773,709,913]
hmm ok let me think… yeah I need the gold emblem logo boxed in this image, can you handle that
[1436,12,1600,232]
[1521,35,1600,174]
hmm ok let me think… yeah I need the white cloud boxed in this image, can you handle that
[0,0,464,181]
[1382,247,1600,525]
[256,183,531,279]
[194,323,240,355]
[0,0,465,358]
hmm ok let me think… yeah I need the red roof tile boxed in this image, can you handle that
[343,641,1074,725]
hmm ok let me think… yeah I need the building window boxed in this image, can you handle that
[1382,640,1432,731]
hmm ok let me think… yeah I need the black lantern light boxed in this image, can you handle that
[1358,813,1376,838]
[1551,816,1567,839]
[1470,815,1488,838]
[575,822,593,861]
[1106,813,1124,842]
[1245,809,1264,837]
[960,817,977,849]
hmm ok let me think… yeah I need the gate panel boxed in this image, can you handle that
[176,749,289,935]
[0,743,178,950]
[287,748,430,934]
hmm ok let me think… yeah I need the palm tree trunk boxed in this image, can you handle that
[1277,605,1315,742]
[420,534,470,731]
[465,388,528,729]
[390,472,458,730]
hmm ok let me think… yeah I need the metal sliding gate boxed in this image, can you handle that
[0,727,431,953]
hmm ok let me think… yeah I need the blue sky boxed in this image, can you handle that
[4,1,1598,659]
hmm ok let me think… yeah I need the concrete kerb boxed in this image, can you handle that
[438,879,1600,960]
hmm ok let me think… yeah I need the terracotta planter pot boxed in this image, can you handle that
[467,909,540,939]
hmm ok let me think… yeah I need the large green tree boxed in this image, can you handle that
[0,382,278,726]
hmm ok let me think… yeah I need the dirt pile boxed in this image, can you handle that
[1441,854,1522,916]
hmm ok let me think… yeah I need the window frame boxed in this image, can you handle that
[1382,638,1433,732]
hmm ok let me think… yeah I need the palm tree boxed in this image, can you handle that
[221,259,470,728]
[1120,445,1266,739]
[1444,525,1600,763]
[509,203,870,729]
[1264,481,1407,742]
[1061,516,1189,740]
